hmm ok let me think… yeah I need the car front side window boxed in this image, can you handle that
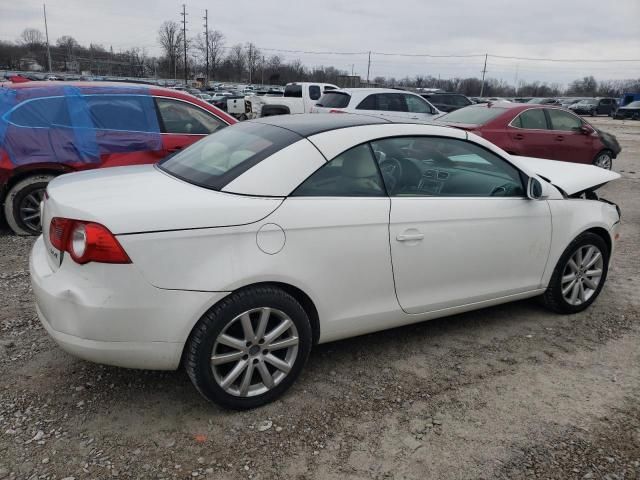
[156,98,225,134]
[547,109,582,131]
[371,136,524,197]
[291,143,385,197]
[404,94,431,114]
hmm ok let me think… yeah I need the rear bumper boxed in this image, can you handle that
[30,236,229,370]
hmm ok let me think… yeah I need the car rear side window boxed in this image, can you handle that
[292,144,385,197]
[159,121,301,190]
[316,92,351,108]
[438,107,506,125]
[309,85,322,101]
[513,109,548,129]
[84,95,158,132]
[156,98,225,134]
[9,97,71,127]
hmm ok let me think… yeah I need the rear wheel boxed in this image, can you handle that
[3,174,55,235]
[541,232,609,314]
[593,150,613,170]
[185,286,312,410]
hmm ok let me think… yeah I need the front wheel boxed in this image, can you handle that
[593,150,613,170]
[3,174,55,235]
[541,232,609,314]
[185,286,312,410]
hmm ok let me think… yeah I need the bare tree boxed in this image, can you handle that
[195,30,225,80]
[228,44,245,81]
[158,21,183,78]
[19,28,44,50]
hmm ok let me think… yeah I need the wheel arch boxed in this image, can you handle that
[581,226,612,257]
[1,164,73,203]
[179,281,321,368]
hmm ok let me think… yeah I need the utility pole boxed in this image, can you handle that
[261,55,265,85]
[248,43,253,84]
[351,64,354,76]
[43,3,52,72]
[180,4,188,85]
[479,53,488,97]
[203,9,209,87]
[366,51,371,84]
[514,64,519,94]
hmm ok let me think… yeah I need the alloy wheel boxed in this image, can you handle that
[18,188,46,233]
[594,153,612,170]
[561,245,604,306]
[211,307,299,397]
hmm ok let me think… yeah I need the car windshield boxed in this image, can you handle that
[438,106,507,125]
[527,98,546,104]
[158,122,301,190]
[579,99,598,105]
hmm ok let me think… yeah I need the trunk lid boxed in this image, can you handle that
[509,156,621,195]
[45,165,283,235]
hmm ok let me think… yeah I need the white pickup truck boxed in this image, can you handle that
[245,82,338,119]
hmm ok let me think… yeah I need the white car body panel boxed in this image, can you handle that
[46,165,283,234]
[508,156,621,195]
[389,197,552,314]
[30,117,622,371]
[223,139,327,196]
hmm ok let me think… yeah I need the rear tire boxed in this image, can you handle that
[541,232,609,314]
[3,174,55,236]
[185,286,312,410]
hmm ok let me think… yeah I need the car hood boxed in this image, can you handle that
[510,156,621,195]
[46,165,284,234]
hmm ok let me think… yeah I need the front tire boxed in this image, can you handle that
[185,286,312,410]
[593,150,613,170]
[3,174,55,235]
[541,232,609,314]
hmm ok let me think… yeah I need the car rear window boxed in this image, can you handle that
[158,121,301,191]
[316,92,351,108]
[438,106,507,125]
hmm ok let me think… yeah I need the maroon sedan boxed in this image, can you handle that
[0,81,236,234]
[437,102,620,170]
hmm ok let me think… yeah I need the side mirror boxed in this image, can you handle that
[527,177,550,200]
[579,125,592,135]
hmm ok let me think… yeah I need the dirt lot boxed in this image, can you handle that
[1,117,639,480]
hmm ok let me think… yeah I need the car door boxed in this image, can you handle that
[155,97,227,157]
[507,108,557,159]
[81,94,166,168]
[372,135,551,314]
[403,93,437,121]
[545,108,595,164]
[277,143,397,336]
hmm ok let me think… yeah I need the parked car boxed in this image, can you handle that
[312,88,439,121]
[612,100,640,120]
[0,81,236,235]
[419,92,473,112]
[245,82,338,118]
[31,114,621,409]
[569,98,617,116]
[611,92,640,117]
[436,103,621,169]
[559,98,587,108]
[527,98,561,106]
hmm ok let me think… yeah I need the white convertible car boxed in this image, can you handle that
[30,114,621,409]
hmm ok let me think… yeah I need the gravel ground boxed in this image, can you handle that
[0,117,639,480]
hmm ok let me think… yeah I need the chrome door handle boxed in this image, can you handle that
[396,233,424,242]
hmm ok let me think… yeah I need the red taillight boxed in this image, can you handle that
[329,109,346,113]
[48,217,130,265]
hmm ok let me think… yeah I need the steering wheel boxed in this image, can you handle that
[489,183,515,196]
[379,157,403,193]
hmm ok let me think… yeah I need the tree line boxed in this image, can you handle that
[1,25,639,98]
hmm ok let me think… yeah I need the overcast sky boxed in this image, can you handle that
[2,0,639,85]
